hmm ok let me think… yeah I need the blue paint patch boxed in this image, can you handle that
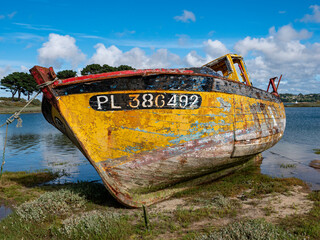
[217,97,232,112]
[121,118,232,146]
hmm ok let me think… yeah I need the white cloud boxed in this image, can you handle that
[0,11,17,20]
[174,10,196,23]
[185,51,207,67]
[13,22,59,31]
[0,66,12,80]
[89,40,226,69]
[234,25,313,62]
[183,39,228,67]
[269,25,312,42]
[89,44,122,66]
[79,34,203,49]
[300,5,320,23]
[7,12,17,19]
[20,65,29,72]
[15,33,44,41]
[37,33,86,69]
[208,31,215,37]
[204,39,229,59]
[33,24,320,94]
[89,43,181,69]
[233,25,320,93]
[115,30,136,37]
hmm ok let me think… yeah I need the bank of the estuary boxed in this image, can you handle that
[0,98,41,114]
[285,102,320,107]
[0,162,319,240]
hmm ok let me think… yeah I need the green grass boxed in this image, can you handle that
[16,188,87,222]
[313,149,320,155]
[277,191,320,240]
[0,170,61,204]
[285,102,320,108]
[280,163,296,168]
[0,98,41,114]
[51,211,134,240]
[173,165,305,201]
[196,219,297,240]
[0,166,318,239]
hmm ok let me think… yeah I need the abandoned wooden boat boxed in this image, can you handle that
[30,54,286,207]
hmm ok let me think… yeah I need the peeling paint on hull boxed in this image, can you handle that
[30,66,286,207]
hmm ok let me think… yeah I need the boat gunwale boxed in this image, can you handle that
[52,69,243,89]
[53,69,194,87]
[52,71,280,101]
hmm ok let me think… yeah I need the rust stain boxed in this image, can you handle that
[30,53,286,208]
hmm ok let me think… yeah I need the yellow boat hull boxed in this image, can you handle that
[31,66,285,207]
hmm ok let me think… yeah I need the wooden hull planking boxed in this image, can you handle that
[31,66,285,207]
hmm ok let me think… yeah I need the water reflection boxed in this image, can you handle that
[40,133,89,182]
[6,134,41,154]
[0,113,100,182]
[43,133,78,152]
[0,108,319,190]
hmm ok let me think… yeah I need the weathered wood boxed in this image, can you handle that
[30,59,286,207]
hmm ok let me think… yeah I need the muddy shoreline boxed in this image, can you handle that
[0,163,319,239]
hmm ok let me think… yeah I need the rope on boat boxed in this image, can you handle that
[0,124,8,179]
[0,78,58,178]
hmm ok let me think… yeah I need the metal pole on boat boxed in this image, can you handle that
[142,205,149,230]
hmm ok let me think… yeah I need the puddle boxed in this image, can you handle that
[0,205,12,220]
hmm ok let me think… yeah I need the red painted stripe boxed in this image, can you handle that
[54,69,194,86]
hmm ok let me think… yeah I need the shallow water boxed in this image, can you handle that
[0,205,12,220]
[0,108,319,190]
[0,113,100,183]
[262,107,320,190]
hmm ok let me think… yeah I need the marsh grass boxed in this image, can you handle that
[0,170,61,204]
[197,219,297,240]
[313,149,320,155]
[277,191,320,239]
[285,102,320,108]
[16,188,86,222]
[1,170,60,187]
[174,165,306,201]
[51,210,133,240]
[0,166,318,239]
[280,163,296,168]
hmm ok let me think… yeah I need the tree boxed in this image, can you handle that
[81,64,135,76]
[1,72,35,101]
[81,64,104,76]
[57,70,77,79]
[101,64,116,73]
[117,65,135,71]
[22,74,38,100]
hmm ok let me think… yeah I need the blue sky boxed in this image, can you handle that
[1,0,320,96]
